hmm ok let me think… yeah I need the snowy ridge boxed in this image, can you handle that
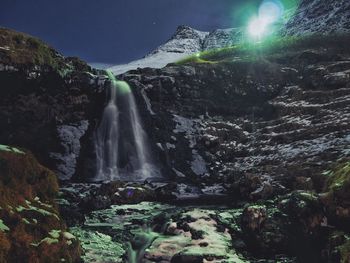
[109,26,242,75]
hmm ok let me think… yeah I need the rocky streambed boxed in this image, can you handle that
[58,166,350,263]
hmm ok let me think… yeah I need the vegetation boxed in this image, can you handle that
[0,146,81,262]
[176,33,350,65]
[0,28,64,69]
[324,160,350,204]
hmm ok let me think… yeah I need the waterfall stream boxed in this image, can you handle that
[94,70,159,182]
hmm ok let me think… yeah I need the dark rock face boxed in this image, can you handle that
[283,0,350,35]
[0,65,106,180]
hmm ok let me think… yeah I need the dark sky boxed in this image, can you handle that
[1,0,261,65]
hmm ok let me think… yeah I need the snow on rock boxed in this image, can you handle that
[191,150,208,176]
[109,26,208,75]
[173,114,198,148]
[203,28,243,50]
[140,87,156,115]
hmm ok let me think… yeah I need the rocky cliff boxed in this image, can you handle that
[283,0,350,35]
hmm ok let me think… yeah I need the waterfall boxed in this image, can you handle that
[94,70,159,182]
[94,76,119,181]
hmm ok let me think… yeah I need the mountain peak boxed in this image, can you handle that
[171,25,208,41]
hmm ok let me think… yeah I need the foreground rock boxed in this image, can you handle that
[0,145,81,262]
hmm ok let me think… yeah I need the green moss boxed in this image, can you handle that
[15,203,60,220]
[0,219,9,232]
[176,34,350,65]
[325,161,350,201]
[70,227,125,263]
[49,229,61,239]
[31,237,60,247]
[336,235,350,263]
[22,218,31,225]
[0,145,25,155]
[0,149,81,262]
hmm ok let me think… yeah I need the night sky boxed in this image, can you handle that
[1,0,261,65]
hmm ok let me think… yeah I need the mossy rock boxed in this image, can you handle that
[321,160,350,229]
[338,238,350,263]
[0,145,81,262]
[324,161,350,204]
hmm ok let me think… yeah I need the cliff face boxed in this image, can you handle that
[123,34,350,199]
[0,28,107,181]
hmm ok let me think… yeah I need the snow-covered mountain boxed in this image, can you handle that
[109,26,242,75]
[109,0,350,75]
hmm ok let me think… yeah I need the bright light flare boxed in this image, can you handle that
[248,17,269,38]
[247,0,284,39]
[259,0,284,24]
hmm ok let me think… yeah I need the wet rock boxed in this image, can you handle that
[293,176,314,191]
[241,205,267,232]
[144,209,245,263]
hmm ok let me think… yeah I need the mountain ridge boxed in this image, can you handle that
[108,25,242,75]
[109,0,350,75]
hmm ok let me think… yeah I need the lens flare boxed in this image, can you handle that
[247,0,285,39]
[259,0,284,23]
[248,17,269,38]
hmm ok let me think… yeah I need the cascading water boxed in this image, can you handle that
[94,73,119,181]
[94,70,159,182]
